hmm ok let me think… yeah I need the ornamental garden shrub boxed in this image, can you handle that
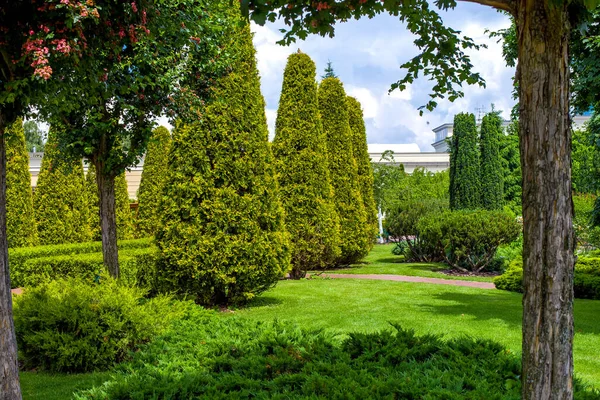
[74,308,600,399]
[34,128,92,245]
[418,209,521,272]
[319,78,369,265]
[479,111,504,210]
[13,277,187,373]
[156,17,290,306]
[6,118,37,247]
[272,51,341,279]
[137,126,171,237]
[347,96,378,248]
[449,112,480,210]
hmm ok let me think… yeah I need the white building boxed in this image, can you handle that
[368,144,449,173]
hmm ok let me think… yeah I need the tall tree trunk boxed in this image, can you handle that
[95,162,119,278]
[516,1,574,399]
[0,118,22,400]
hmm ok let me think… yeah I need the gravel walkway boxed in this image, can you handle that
[318,273,496,289]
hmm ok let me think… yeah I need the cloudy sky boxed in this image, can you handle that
[251,2,516,152]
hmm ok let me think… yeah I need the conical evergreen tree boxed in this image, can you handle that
[347,96,378,249]
[479,111,504,210]
[6,119,37,247]
[86,165,134,240]
[34,128,92,245]
[449,113,480,210]
[273,51,340,279]
[137,126,171,237]
[156,17,291,306]
[321,60,337,79]
[318,78,369,264]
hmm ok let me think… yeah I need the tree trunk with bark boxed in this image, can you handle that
[0,118,23,400]
[94,160,119,279]
[516,1,574,399]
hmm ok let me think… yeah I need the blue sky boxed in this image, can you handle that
[251,2,516,151]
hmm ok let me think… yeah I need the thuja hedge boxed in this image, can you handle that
[75,309,600,399]
[9,238,152,288]
[495,257,600,300]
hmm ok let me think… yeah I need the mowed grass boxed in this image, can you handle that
[20,371,111,400]
[325,243,494,282]
[232,278,600,388]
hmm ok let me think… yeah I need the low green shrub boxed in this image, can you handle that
[419,209,521,272]
[495,257,600,300]
[10,238,153,288]
[13,278,187,373]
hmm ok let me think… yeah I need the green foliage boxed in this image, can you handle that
[396,168,449,204]
[321,60,337,79]
[499,120,522,214]
[34,129,92,245]
[347,96,378,248]
[449,113,480,210]
[574,193,599,247]
[319,78,369,264]
[385,199,447,262]
[572,128,600,194]
[156,18,290,306]
[23,120,45,152]
[85,165,134,241]
[272,52,340,278]
[419,210,521,272]
[372,151,407,213]
[496,256,600,300]
[76,309,526,400]
[8,238,153,288]
[13,278,186,372]
[136,126,171,238]
[479,111,504,210]
[6,118,37,247]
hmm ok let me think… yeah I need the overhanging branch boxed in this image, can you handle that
[458,0,515,15]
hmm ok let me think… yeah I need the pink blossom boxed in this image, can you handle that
[131,2,138,13]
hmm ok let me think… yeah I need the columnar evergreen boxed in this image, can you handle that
[347,96,378,248]
[86,165,134,240]
[479,111,504,210]
[449,113,480,210]
[318,78,369,264]
[34,129,92,245]
[273,51,340,279]
[156,18,290,306]
[6,119,37,247]
[137,126,171,238]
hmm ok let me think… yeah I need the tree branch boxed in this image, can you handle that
[458,0,515,15]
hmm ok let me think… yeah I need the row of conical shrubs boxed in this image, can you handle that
[4,120,135,247]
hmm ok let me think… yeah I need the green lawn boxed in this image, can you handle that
[232,278,600,388]
[322,243,495,282]
[20,371,111,400]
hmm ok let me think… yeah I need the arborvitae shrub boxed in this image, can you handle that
[479,111,504,210]
[318,78,368,264]
[34,129,92,245]
[6,118,37,247]
[272,51,340,279]
[137,126,171,237]
[347,96,378,248]
[449,113,480,210]
[86,165,134,240]
[156,18,291,306]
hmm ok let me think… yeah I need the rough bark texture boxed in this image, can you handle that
[516,1,574,399]
[0,119,22,400]
[95,162,119,278]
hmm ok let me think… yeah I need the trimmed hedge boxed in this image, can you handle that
[479,111,504,210]
[495,257,600,300]
[449,113,480,210]
[13,278,186,372]
[9,238,153,288]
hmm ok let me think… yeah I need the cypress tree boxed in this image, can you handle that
[156,18,291,306]
[272,51,341,279]
[318,78,369,264]
[33,128,92,245]
[449,113,480,210]
[347,96,378,248]
[86,165,134,240]
[479,111,504,210]
[137,126,171,237]
[6,119,37,247]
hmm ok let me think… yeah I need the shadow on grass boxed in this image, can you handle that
[371,257,405,264]
[243,296,283,309]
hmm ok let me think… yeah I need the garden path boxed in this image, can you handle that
[314,273,496,289]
